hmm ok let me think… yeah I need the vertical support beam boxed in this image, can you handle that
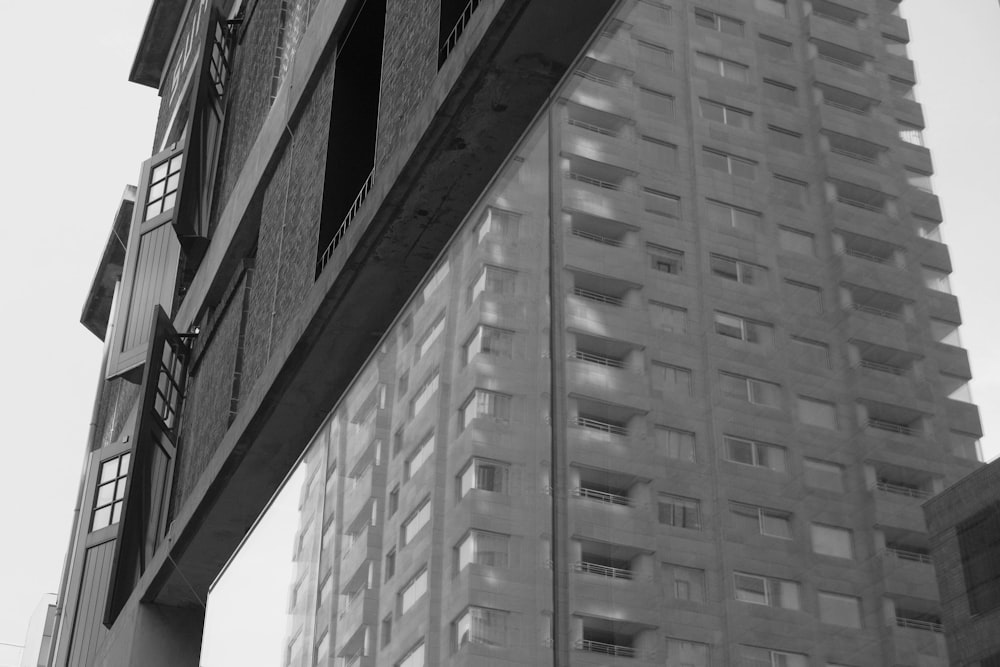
[95,602,203,667]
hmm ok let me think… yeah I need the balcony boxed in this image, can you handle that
[577,617,647,660]
[578,639,636,658]
[575,486,633,506]
[861,400,925,440]
[564,106,634,171]
[845,284,909,323]
[576,415,629,436]
[817,83,877,117]
[834,180,892,216]
[575,539,638,581]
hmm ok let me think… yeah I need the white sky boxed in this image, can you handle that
[0,0,996,656]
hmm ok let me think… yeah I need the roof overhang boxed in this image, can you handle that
[81,187,136,340]
[129,0,190,88]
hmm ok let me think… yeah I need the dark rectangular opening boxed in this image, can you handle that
[316,0,387,271]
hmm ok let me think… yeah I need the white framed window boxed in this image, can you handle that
[409,373,439,417]
[398,569,428,614]
[91,452,130,531]
[699,98,751,129]
[818,591,862,628]
[658,493,701,529]
[643,188,680,217]
[666,639,709,667]
[725,436,785,472]
[468,265,516,304]
[714,312,773,345]
[401,500,431,545]
[730,501,792,538]
[695,52,749,82]
[404,433,435,481]
[460,389,511,429]
[811,523,854,559]
[650,301,687,333]
[720,372,781,407]
[476,206,519,243]
[706,200,760,233]
[657,426,696,462]
[703,147,756,179]
[664,564,706,602]
[797,396,837,429]
[803,459,844,492]
[694,8,743,35]
[652,362,693,396]
[458,458,509,497]
[734,572,801,609]
[454,607,508,649]
[463,325,513,363]
[397,641,425,667]
[415,315,446,359]
[456,530,509,572]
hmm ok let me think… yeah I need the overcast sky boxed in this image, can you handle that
[0,0,996,658]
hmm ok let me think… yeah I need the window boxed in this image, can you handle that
[665,564,706,602]
[460,389,511,429]
[769,125,803,152]
[658,493,701,529]
[398,569,428,614]
[726,436,786,472]
[710,254,761,284]
[731,501,792,538]
[818,591,862,628]
[422,262,450,301]
[458,458,509,497]
[397,371,409,398]
[763,78,797,106]
[416,315,446,359]
[804,459,844,492]
[643,188,680,218]
[388,486,400,517]
[456,530,509,572]
[774,175,808,207]
[401,501,431,545]
[703,147,756,179]
[648,244,684,274]
[385,549,396,581]
[650,301,687,333]
[454,607,508,649]
[790,336,830,368]
[957,503,1000,615]
[706,199,760,233]
[720,372,781,407]
[756,0,788,18]
[410,373,439,417]
[404,433,435,480]
[657,426,696,462]
[652,362,693,396]
[739,646,807,667]
[381,615,393,647]
[714,312,773,345]
[699,99,752,129]
[638,87,675,116]
[783,280,823,315]
[734,572,801,609]
[694,8,744,35]
[760,34,792,58]
[91,452,130,531]
[143,154,183,221]
[778,227,815,255]
[636,39,673,70]
[468,265,515,304]
[797,396,837,429]
[641,136,679,171]
[398,641,424,667]
[695,52,749,82]
[463,325,513,363]
[666,639,709,667]
[476,207,519,243]
[811,523,854,559]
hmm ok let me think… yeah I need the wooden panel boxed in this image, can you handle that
[67,541,115,667]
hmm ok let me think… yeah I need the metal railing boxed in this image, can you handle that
[896,617,943,633]
[438,0,481,67]
[572,228,623,246]
[876,480,931,499]
[575,416,629,436]
[831,147,878,163]
[899,129,925,146]
[852,302,902,319]
[859,359,906,375]
[868,418,919,436]
[574,350,626,368]
[575,561,633,579]
[844,248,892,264]
[574,69,620,87]
[577,640,637,658]
[568,171,620,191]
[824,99,868,114]
[567,118,618,137]
[573,287,624,306]
[574,486,633,506]
[818,53,866,70]
[318,168,376,272]
[885,547,933,564]
[837,196,884,212]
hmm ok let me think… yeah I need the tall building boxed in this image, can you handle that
[925,460,1000,667]
[50,0,985,666]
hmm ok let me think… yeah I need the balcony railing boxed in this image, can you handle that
[574,350,626,369]
[876,481,931,499]
[572,228,623,247]
[575,416,629,436]
[838,196,884,212]
[868,418,919,436]
[844,248,892,264]
[578,640,637,657]
[852,303,902,319]
[568,171,621,191]
[574,486,633,506]
[573,287,624,306]
[818,53,866,70]
[896,617,943,633]
[885,547,933,565]
[576,561,634,579]
[831,147,878,163]
[574,69,620,87]
[824,99,868,114]
[859,359,906,375]
[318,167,376,272]
[438,0,482,67]
[814,11,857,26]
[567,118,618,137]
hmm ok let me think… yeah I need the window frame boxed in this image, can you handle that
[658,493,702,529]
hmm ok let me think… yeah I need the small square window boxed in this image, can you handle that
[458,459,509,497]
[811,523,854,559]
[779,227,815,255]
[648,243,684,274]
[658,494,701,529]
[664,563,706,602]
[657,426,696,462]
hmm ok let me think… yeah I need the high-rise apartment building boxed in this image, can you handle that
[51,0,984,666]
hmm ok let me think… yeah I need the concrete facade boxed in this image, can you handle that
[50,0,985,666]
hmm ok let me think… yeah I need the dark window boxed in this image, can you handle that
[958,503,1000,615]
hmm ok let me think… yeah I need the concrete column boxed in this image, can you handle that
[95,601,204,667]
